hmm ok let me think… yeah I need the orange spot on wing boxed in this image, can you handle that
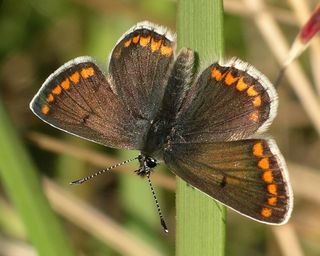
[250,111,259,122]
[61,78,70,90]
[211,67,225,81]
[236,77,248,91]
[140,36,151,46]
[132,35,140,44]
[46,93,54,103]
[151,39,162,52]
[70,72,80,84]
[41,105,50,115]
[262,170,273,183]
[261,207,272,218]
[81,67,94,78]
[124,39,132,47]
[267,184,277,195]
[52,85,62,95]
[253,142,264,157]
[160,45,173,57]
[247,86,258,96]
[268,197,277,206]
[253,96,261,107]
[258,157,269,169]
[225,72,239,85]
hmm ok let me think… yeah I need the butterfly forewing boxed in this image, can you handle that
[30,22,176,150]
[30,57,143,149]
[164,139,293,224]
[175,58,277,143]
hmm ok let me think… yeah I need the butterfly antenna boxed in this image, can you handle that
[70,156,139,185]
[146,172,168,233]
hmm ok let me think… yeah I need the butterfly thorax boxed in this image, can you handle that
[142,116,172,160]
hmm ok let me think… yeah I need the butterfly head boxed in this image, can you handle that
[136,154,158,177]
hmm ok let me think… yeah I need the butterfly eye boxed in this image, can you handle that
[146,157,157,168]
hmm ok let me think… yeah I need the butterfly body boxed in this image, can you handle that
[142,47,195,160]
[30,21,293,225]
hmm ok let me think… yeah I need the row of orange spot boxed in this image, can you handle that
[211,67,262,123]
[41,67,95,115]
[123,34,173,57]
[253,141,278,218]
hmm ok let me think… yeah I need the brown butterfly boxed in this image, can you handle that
[30,21,293,231]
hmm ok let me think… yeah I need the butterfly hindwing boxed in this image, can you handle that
[164,139,293,224]
[30,57,144,149]
[175,58,278,143]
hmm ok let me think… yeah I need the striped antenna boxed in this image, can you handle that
[146,172,168,233]
[70,156,139,185]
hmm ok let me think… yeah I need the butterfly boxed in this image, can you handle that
[30,21,293,231]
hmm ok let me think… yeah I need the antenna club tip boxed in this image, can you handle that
[69,180,82,185]
[161,219,169,233]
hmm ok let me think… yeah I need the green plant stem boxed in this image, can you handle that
[0,102,75,256]
[176,0,226,255]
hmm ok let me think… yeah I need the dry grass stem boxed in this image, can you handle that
[272,224,304,256]
[43,178,162,256]
[243,0,320,135]
[0,235,36,256]
[288,162,320,205]
[225,0,298,26]
[27,132,176,191]
[28,132,320,203]
[287,0,320,95]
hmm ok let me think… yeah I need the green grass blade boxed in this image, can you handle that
[176,0,226,255]
[0,102,76,256]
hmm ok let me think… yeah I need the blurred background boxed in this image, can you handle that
[0,0,319,255]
